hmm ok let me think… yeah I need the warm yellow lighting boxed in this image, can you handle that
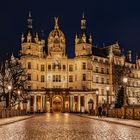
[133,99,135,104]
[8,85,12,90]
[96,90,99,95]
[106,86,110,91]
[123,77,128,84]
[17,90,21,95]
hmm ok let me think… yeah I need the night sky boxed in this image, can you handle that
[0,0,140,62]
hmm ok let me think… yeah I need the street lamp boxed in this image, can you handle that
[106,86,110,104]
[88,99,94,115]
[17,90,21,110]
[17,90,20,95]
[122,77,128,106]
[122,77,128,119]
[106,86,110,117]
[96,90,99,116]
[132,99,135,119]
[8,85,12,108]
[96,90,99,107]
[123,77,128,84]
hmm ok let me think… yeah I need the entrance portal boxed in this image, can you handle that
[53,96,62,112]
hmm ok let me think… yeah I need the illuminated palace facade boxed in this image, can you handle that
[20,13,140,113]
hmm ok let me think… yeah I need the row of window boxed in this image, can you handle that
[27,74,87,82]
[95,77,109,84]
[28,73,110,83]
[95,67,109,74]
[27,62,88,71]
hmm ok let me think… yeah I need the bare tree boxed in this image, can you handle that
[0,55,28,108]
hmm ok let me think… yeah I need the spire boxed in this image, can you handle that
[82,12,85,19]
[27,11,32,29]
[89,34,92,44]
[81,12,86,30]
[54,17,59,29]
[11,53,15,61]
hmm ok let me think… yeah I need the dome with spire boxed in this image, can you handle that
[48,17,65,53]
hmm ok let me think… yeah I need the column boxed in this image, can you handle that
[34,95,37,112]
[27,98,31,112]
[40,95,43,112]
[42,95,46,112]
[72,96,75,112]
[78,95,81,112]
[85,95,88,112]
[50,96,53,113]
[62,96,65,113]
[70,95,72,112]
[46,96,48,112]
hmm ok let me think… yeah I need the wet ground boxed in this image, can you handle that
[0,113,139,140]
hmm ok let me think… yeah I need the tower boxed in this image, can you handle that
[20,12,45,58]
[75,13,92,57]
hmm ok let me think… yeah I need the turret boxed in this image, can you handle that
[20,12,45,58]
[75,13,92,57]
[136,53,140,68]
[126,50,132,62]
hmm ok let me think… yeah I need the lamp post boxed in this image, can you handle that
[106,86,110,117]
[17,90,21,110]
[96,90,99,116]
[122,77,128,106]
[122,77,128,119]
[8,85,12,108]
[132,99,135,119]
[96,90,99,108]
[88,99,94,115]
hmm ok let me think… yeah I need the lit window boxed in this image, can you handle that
[41,76,44,82]
[53,75,55,82]
[96,77,98,83]
[107,68,109,74]
[82,74,86,81]
[28,74,31,81]
[28,62,31,69]
[101,77,104,84]
[101,89,104,95]
[48,65,51,70]
[82,62,86,70]
[69,65,73,71]
[63,65,66,70]
[96,67,98,72]
[41,75,45,82]
[101,68,104,73]
[107,79,109,84]
[41,65,45,71]
[69,75,73,82]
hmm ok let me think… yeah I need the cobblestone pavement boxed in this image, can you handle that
[0,113,140,140]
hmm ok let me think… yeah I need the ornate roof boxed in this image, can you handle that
[48,17,65,43]
[48,17,65,53]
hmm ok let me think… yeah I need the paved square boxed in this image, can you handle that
[0,113,140,140]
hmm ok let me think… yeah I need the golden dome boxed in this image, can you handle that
[48,17,65,44]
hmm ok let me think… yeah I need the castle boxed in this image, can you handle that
[19,13,140,113]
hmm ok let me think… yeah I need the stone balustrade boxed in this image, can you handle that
[0,109,27,118]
